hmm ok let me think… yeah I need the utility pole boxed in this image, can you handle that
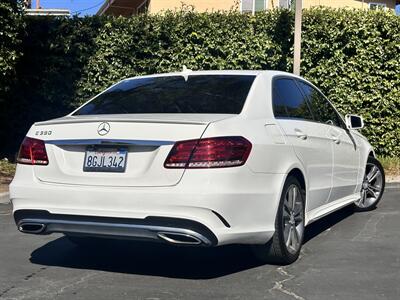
[293,0,302,76]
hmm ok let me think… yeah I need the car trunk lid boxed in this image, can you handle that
[30,114,233,187]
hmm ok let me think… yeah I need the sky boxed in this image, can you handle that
[35,1,400,17]
[35,0,106,16]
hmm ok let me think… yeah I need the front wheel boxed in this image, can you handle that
[353,156,385,211]
[252,176,305,265]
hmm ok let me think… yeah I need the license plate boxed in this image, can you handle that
[83,148,127,172]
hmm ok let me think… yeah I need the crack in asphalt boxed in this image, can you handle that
[269,249,307,300]
[0,267,48,299]
[0,285,16,298]
[270,267,306,300]
[1,271,99,300]
[352,212,399,242]
[54,272,99,297]
[23,267,48,281]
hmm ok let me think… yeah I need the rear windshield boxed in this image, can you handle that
[74,75,255,115]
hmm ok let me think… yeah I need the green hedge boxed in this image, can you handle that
[0,0,24,98]
[1,7,399,158]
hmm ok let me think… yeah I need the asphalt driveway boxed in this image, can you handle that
[0,186,399,300]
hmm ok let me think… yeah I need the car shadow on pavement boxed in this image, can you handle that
[29,206,355,279]
[303,205,355,244]
[30,238,264,279]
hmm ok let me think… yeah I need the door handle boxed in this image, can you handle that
[295,129,308,140]
[331,135,341,144]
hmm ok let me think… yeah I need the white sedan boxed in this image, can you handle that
[10,70,385,264]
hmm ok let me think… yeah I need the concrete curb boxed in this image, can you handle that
[0,192,10,204]
[386,182,400,189]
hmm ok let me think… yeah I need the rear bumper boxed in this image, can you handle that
[14,210,217,246]
[10,164,284,245]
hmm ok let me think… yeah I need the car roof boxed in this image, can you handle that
[124,70,300,80]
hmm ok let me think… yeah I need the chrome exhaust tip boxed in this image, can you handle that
[157,232,203,245]
[18,222,46,234]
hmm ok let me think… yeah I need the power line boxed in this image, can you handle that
[71,0,105,14]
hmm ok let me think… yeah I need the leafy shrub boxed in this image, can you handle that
[0,0,24,99]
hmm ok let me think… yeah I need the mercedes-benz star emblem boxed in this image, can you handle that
[97,122,110,136]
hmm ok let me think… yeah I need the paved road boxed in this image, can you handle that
[0,187,399,300]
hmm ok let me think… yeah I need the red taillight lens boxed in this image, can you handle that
[164,136,252,169]
[17,137,49,165]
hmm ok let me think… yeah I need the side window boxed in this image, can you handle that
[272,87,288,117]
[297,81,343,128]
[273,78,313,120]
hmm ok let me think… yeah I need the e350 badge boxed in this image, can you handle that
[35,130,52,136]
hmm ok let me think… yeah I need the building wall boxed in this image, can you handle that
[149,0,396,13]
[99,0,397,15]
[312,0,395,10]
[271,0,397,10]
[149,0,238,13]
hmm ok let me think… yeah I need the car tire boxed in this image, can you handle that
[251,176,305,265]
[353,156,385,212]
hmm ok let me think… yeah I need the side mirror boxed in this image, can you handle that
[345,114,364,130]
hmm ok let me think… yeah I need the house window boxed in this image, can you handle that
[368,3,387,10]
[137,0,149,14]
[278,0,291,9]
[241,0,266,14]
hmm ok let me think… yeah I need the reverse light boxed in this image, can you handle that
[17,137,49,165]
[164,136,252,169]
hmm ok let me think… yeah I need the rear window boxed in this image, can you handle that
[74,75,256,115]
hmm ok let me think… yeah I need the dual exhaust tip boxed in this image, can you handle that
[18,223,46,234]
[157,232,203,245]
[18,222,204,245]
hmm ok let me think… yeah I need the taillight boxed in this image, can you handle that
[17,137,49,165]
[164,136,252,169]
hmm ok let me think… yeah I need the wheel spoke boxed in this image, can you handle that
[294,214,303,223]
[294,209,301,217]
[367,187,377,197]
[286,227,292,248]
[289,227,296,251]
[283,202,291,215]
[360,189,366,207]
[283,222,290,238]
[292,187,297,211]
[367,166,379,183]
[293,201,302,216]
[295,224,304,242]
[287,189,294,212]
[369,184,381,192]
[291,226,299,250]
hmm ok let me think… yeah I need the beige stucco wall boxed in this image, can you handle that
[149,0,396,13]
[149,0,238,13]
[271,0,396,10]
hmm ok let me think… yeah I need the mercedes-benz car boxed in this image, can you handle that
[10,70,385,264]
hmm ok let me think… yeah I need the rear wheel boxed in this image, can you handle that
[353,156,385,211]
[252,176,305,264]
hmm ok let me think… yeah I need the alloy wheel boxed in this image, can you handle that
[356,162,383,209]
[282,185,304,254]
